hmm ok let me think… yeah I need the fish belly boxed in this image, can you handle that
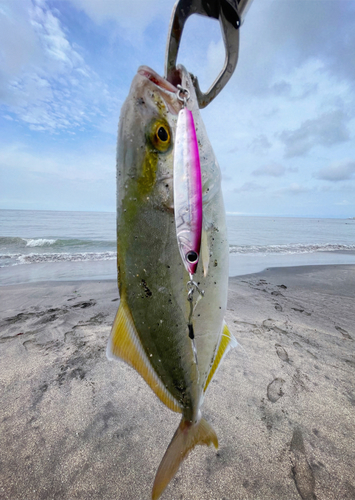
[118,184,228,416]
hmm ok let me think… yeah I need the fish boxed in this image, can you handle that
[107,64,237,500]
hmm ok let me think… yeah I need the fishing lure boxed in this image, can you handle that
[174,85,204,364]
[173,86,203,277]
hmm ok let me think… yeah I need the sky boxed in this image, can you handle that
[0,0,354,218]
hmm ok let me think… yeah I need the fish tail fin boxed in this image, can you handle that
[152,416,218,500]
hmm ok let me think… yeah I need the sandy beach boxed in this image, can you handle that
[0,265,354,500]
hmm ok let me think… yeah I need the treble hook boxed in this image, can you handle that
[186,276,204,365]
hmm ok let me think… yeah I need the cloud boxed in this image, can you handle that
[252,163,285,177]
[0,140,116,210]
[269,80,292,96]
[67,0,171,37]
[1,0,355,217]
[233,182,263,193]
[221,174,233,182]
[335,200,354,207]
[0,1,41,96]
[275,183,310,196]
[314,160,355,182]
[250,134,271,152]
[239,0,355,93]
[279,110,350,158]
[0,141,114,179]
[235,1,354,94]
[0,0,121,132]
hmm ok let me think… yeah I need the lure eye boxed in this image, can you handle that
[186,251,199,264]
[150,121,171,152]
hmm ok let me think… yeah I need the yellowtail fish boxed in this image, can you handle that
[107,64,237,500]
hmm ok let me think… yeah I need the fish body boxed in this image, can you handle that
[107,65,236,499]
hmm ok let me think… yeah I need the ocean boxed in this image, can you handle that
[1,209,355,285]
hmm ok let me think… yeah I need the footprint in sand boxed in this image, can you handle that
[335,326,352,340]
[262,319,289,336]
[267,377,285,403]
[275,344,289,362]
[290,428,317,500]
[292,307,312,316]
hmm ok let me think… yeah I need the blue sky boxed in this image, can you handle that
[1,0,354,217]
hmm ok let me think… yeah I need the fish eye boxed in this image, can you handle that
[150,120,171,152]
[157,126,168,142]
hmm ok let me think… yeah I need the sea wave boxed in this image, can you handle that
[0,251,117,266]
[0,236,28,247]
[1,243,355,269]
[0,236,116,250]
[24,238,57,247]
[229,243,355,255]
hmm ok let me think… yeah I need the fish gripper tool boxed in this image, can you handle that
[165,0,255,108]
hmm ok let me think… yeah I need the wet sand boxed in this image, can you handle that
[0,265,354,499]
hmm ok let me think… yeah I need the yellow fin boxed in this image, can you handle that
[204,321,238,393]
[152,416,218,500]
[107,297,181,414]
[201,226,209,277]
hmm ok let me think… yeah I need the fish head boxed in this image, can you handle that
[117,66,181,212]
[117,65,221,215]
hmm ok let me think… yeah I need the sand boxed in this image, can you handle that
[0,265,354,500]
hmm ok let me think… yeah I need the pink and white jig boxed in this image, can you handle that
[173,87,203,277]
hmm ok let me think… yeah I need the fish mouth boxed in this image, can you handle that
[138,66,179,94]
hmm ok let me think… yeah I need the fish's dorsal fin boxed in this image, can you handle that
[201,226,209,277]
[107,297,181,414]
[204,321,238,393]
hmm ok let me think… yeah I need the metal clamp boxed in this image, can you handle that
[165,0,254,108]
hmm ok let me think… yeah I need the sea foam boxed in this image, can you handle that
[24,238,57,247]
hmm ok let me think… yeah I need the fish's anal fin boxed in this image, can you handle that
[106,297,181,414]
[204,321,238,393]
[152,416,218,500]
[201,226,209,277]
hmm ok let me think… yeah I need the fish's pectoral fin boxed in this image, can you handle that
[152,416,218,500]
[204,321,238,393]
[201,226,209,277]
[107,297,181,414]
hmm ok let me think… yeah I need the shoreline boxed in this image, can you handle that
[1,258,355,287]
[2,246,355,286]
[1,264,354,499]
